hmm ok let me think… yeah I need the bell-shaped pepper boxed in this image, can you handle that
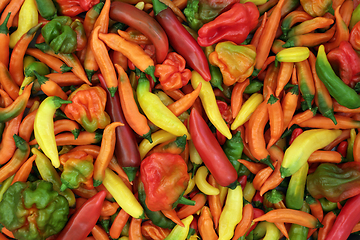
[183,0,238,31]
[41,16,78,54]
[300,0,333,17]
[140,152,193,212]
[70,19,87,52]
[154,52,192,91]
[197,2,259,46]
[307,162,360,202]
[0,180,69,240]
[54,0,100,17]
[327,41,360,88]
[64,84,111,133]
[60,154,94,191]
[209,41,256,86]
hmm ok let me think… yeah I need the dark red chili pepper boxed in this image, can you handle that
[289,128,303,145]
[109,1,168,63]
[238,175,247,190]
[56,190,106,240]
[189,108,238,188]
[337,141,348,158]
[151,0,211,81]
[246,207,264,236]
[99,74,141,182]
[253,191,264,208]
[326,193,360,240]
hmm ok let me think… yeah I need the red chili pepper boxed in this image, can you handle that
[337,141,348,158]
[326,193,360,240]
[253,191,264,207]
[289,128,304,145]
[56,191,106,240]
[99,74,141,182]
[238,175,247,190]
[189,108,238,188]
[152,0,211,81]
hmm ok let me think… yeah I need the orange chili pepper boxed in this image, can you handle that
[251,11,267,49]
[177,193,207,219]
[288,108,317,129]
[129,217,144,240]
[308,150,343,163]
[109,209,130,239]
[161,209,184,227]
[324,129,351,151]
[1,227,14,239]
[141,221,171,240]
[298,114,360,129]
[339,0,353,27]
[266,86,284,149]
[25,48,69,74]
[274,222,289,239]
[29,131,102,146]
[110,50,128,71]
[117,28,152,45]
[198,206,218,240]
[237,159,267,174]
[233,203,254,240]
[275,62,294,97]
[0,0,24,28]
[0,62,20,101]
[100,200,119,217]
[53,119,81,138]
[253,161,278,190]
[231,79,250,119]
[307,198,324,238]
[11,154,36,184]
[318,211,337,240]
[91,225,109,240]
[0,0,10,14]
[18,109,36,143]
[0,12,10,68]
[208,174,221,229]
[72,185,99,199]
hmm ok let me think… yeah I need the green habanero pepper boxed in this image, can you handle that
[315,45,360,109]
[35,0,58,20]
[0,180,69,240]
[223,131,244,176]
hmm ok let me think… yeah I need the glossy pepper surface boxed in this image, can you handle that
[307,162,360,202]
[54,0,100,17]
[64,84,111,133]
[0,180,69,240]
[197,2,259,46]
[209,41,256,86]
[223,131,244,176]
[300,0,333,17]
[140,152,190,211]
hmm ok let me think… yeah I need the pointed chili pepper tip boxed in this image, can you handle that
[151,0,168,16]
[123,167,138,182]
[143,130,153,143]
[93,180,102,188]
[260,156,274,170]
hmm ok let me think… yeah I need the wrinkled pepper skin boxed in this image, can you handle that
[209,42,256,86]
[35,0,58,20]
[197,2,259,46]
[0,180,69,240]
[54,0,100,17]
[307,162,360,202]
[300,0,333,17]
[64,84,111,133]
[41,16,78,54]
[140,152,189,212]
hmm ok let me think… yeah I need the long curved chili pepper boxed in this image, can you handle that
[283,27,335,48]
[99,73,141,182]
[152,0,211,81]
[177,193,206,219]
[306,195,324,238]
[93,122,123,187]
[251,11,267,49]
[275,62,293,97]
[231,79,250,119]
[53,119,80,139]
[11,154,36,184]
[318,211,337,240]
[233,203,254,240]
[298,114,360,129]
[0,0,24,28]
[109,1,168,63]
[34,72,69,106]
[288,108,317,129]
[109,209,130,239]
[296,59,315,110]
[253,161,278,191]
[308,150,343,163]
[0,13,10,67]
[83,2,104,37]
[0,62,20,101]
[198,206,218,240]
[237,159,267,174]
[271,39,286,54]
[266,87,283,149]
[286,17,334,40]
[194,166,219,195]
[263,62,279,99]
[91,225,109,240]
[281,10,313,37]
[207,174,221,229]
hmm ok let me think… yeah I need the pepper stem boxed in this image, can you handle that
[144,66,157,83]
[176,196,196,207]
[151,0,168,16]
[93,179,102,187]
[142,130,153,143]
[123,167,138,182]
[0,12,10,35]
[260,156,274,170]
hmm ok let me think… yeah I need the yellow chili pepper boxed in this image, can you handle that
[165,215,193,240]
[189,140,203,165]
[34,96,72,168]
[218,184,243,240]
[281,129,342,178]
[219,185,228,207]
[0,175,14,202]
[138,129,176,159]
[191,71,232,139]
[231,93,264,130]
[137,73,190,139]
[243,181,256,202]
[240,0,268,5]
[195,166,220,195]
[184,172,196,195]
[347,128,357,161]
[103,168,145,219]
[252,221,281,240]
[154,90,189,123]
[9,0,38,48]
[275,47,310,64]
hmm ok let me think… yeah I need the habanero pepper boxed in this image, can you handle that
[189,107,238,188]
[99,74,141,182]
[152,0,211,81]
[35,0,58,20]
[54,0,100,17]
[197,2,259,46]
[300,0,333,17]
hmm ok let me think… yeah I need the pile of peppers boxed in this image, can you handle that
[1,0,360,239]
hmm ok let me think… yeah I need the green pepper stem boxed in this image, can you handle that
[93,179,102,188]
[123,167,138,182]
[260,156,274,170]
[144,66,157,83]
[0,12,10,35]
[151,0,168,15]
[177,196,196,206]
[142,130,153,143]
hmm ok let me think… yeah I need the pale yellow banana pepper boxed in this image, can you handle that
[195,166,220,195]
[231,93,263,130]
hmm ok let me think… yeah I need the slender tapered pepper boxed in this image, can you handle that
[286,162,309,210]
[319,198,338,212]
[288,201,311,240]
[296,59,315,110]
[138,181,176,229]
[223,131,244,176]
[281,129,342,178]
[137,73,190,138]
[0,180,69,240]
[316,44,360,109]
[275,47,310,65]
[35,0,58,20]
[34,96,72,168]
[152,0,211,81]
[165,215,193,240]
[204,45,223,90]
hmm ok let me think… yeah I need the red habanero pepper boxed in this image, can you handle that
[337,141,348,157]
[289,128,304,145]
[326,193,360,240]
[109,1,168,63]
[56,191,106,240]
[151,0,211,81]
[189,108,238,188]
[99,74,141,182]
[54,0,100,17]
[197,2,259,46]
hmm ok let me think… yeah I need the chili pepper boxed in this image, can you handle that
[319,198,338,212]
[317,210,337,240]
[0,0,24,29]
[300,0,332,16]
[218,184,243,240]
[198,206,218,240]
[306,162,360,202]
[0,180,69,240]
[11,154,36,184]
[231,93,263,130]
[286,162,309,210]
[298,114,360,129]
[281,10,313,37]
[194,166,219,195]
[0,12,10,67]
[177,192,206,219]
[103,168,144,219]
[54,0,100,17]
[191,71,231,139]
[209,42,257,86]
[281,129,342,178]
[34,71,68,104]
[275,47,310,66]
[197,2,258,46]
[34,0,57,20]
[34,96,71,168]
[109,1,168,63]
[296,59,315,110]
[223,131,244,176]
[253,161,278,191]
[244,180,257,202]
[251,221,281,240]
[139,130,176,159]
[346,128,356,161]
[189,108,238,188]
[289,128,303,145]
[64,84,111,133]
[137,73,190,138]
[152,0,211,81]
[324,129,351,151]
[164,215,193,240]
[286,17,334,41]
[266,88,283,149]
[243,80,263,94]
[287,108,317,129]
[308,150,344,164]
[109,209,130,239]
[204,45,223,91]
[288,201,310,240]
[83,2,103,37]
[350,19,360,51]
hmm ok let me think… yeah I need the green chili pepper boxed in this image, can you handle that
[288,201,310,240]
[315,45,360,109]
[0,175,14,202]
[164,215,193,240]
[319,197,338,212]
[223,131,244,176]
[244,80,263,94]
[35,0,57,20]
[286,162,309,210]
[205,45,223,91]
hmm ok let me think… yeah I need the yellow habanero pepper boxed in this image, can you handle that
[281,129,342,178]
[195,166,220,195]
[191,71,232,139]
[34,96,72,168]
[9,0,38,48]
[218,184,243,240]
[103,168,145,219]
